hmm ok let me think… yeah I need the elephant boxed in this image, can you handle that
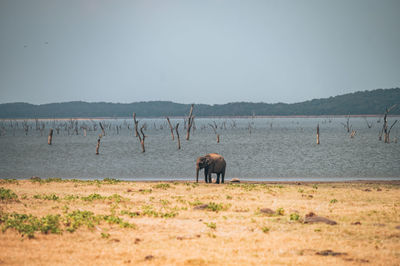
[196,153,226,184]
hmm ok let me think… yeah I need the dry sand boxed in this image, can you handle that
[1,179,399,265]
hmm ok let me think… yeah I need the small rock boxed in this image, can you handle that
[352,221,361,225]
[364,188,371,192]
[373,223,385,227]
[260,208,274,215]
[316,250,347,256]
[177,235,198,240]
[127,189,133,192]
[134,238,141,244]
[395,225,400,230]
[304,212,337,225]
[144,255,154,261]
[194,204,209,210]
[377,188,382,191]
[230,178,240,183]
[109,238,120,243]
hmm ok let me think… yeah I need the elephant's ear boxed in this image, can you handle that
[205,158,212,166]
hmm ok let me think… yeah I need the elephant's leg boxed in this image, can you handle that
[216,173,220,184]
[222,171,225,183]
[208,174,212,183]
[204,170,208,183]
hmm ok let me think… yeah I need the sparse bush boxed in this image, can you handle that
[205,222,216,230]
[33,193,59,201]
[153,183,171,190]
[0,179,19,185]
[81,193,106,201]
[0,187,18,201]
[64,195,80,200]
[30,177,63,184]
[330,199,338,204]
[0,212,61,238]
[261,226,270,233]
[207,202,224,212]
[102,178,121,184]
[290,213,300,221]
[101,232,110,239]
[275,208,285,216]
[120,210,140,217]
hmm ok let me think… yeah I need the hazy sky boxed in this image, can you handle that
[0,0,399,105]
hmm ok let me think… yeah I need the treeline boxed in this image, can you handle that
[1,88,399,118]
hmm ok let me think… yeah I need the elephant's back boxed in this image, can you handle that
[207,153,224,160]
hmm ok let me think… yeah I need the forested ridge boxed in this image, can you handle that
[1,88,399,118]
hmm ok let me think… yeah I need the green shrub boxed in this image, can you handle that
[207,202,224,212]
[30,177,63,184]
[0,212,61,238]
[64,195,80,200]
[275,208,285,216]
[0,179,19,185]
[290,213,300,221]
[102,178,121,184]
[0,187,18,201]
[153,183,171,190]
[64,210,100,232]
[101,232,110,239]
[261,226,270,233]
[33,194,59,200]
[81,193,106,201]
[205,222,216,230]
[330,199,338,204]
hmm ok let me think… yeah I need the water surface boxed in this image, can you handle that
[0,117,399,181]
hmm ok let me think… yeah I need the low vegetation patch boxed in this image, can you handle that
[141,205,178,218]
[0,212,61,238]
[205,222,216,230]
[33,194,59,201]
[0,187,18,201]
[0,179,19,185]
[153,183,171,190]
[81,193,125,203]
[30,177,63,184]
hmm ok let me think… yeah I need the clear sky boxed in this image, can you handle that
[0,0,399,105]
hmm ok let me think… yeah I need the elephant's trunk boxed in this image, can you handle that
[196,167,199,183]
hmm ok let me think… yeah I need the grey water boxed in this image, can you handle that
[0,117,399,181]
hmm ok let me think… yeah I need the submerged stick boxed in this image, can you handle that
[96,135,102,155]
[176,123,181,150]
[166,117,175,140]
[48,128,53,145]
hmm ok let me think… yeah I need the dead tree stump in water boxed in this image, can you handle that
[186,104,194,140]
[176,123,181,150]
[316,124,320,145]
[138,126,146,152]
[99,122,105,136]
[379,105,398,143]
[166,117,175,140]
[209,122,220,143]
[133,113,139,137]
[96,135,102,155]
[48,129,53,145]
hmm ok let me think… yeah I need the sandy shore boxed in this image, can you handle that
[1,178,399,265]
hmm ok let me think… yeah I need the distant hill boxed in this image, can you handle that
[0,88,399,118]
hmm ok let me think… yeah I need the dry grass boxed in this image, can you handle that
[1,179,400,265]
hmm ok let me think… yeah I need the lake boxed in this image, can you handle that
[0,117,399,181]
